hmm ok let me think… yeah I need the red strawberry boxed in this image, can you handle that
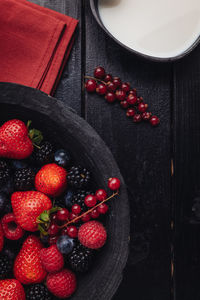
[35,163,67,197]
[0,279,25,300]
[11,191,52,232]
[78,220,107,249]
[1,213,24,240]
[0,223,4,252]
[40,244,64,273]
[0,119,33,159]
[46,269,76,298]
[14,235,47,284]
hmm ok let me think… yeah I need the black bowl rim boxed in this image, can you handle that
[0,82,130,300]
[90,0,200,62]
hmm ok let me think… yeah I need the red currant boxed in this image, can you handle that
[94,66,105,79]
[51,214,57,222]
[129,89,137,96]
[90,209,100,219]
[127,94,137,105]
[126,108,135,117]
[84,195,97,207]
[142,112,152,121]
[138,103,148,112]
[113,77,121,88]
[97,203,109,214]
[104,74,113,82]
[48,223,59,236]
[96,83,107,95]
[69,212,79,223]
[150,115,160,126]
[61,228,68,235]
[108,177,121,190]
[121,82,130,93]
[133,114,142,123]
[81,214,91,222]
[120,100,129,109]
[115,90,126,101]
[136,97,143,104]
[85,79,97,92]
[105,92,116,103]
[107,81,117,92]
[49,236,58,245]
[56,208,69,221]
[67,226,78,238]
[95,189,107,201]
[71,204,81,215]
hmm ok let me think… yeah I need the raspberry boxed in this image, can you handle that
[1,213,24,240]
[78,221,107,249]
[40,245,64,273]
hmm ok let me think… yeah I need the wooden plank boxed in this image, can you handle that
[173,45,200,300]
[84,1,172,299]
[30,0,83,114]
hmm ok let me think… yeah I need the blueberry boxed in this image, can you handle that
[56,235,75,254]
[64,190,73,208]
[0,192,8,214]
[11,160,28,170]
[54,149,71,168]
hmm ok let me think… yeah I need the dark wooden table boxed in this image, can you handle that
[32,1,200,299]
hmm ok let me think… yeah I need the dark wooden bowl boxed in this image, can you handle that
[0,82,130,300]
[90,0,200,62]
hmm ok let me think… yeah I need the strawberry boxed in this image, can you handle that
[35,163,67,197]
[11,191,52,232]
[14,235,47,284]
[0,223,4,252]
[78,220,107,249]
[0,279,25,300]
[40,244,64,273]
[0,119,33,159]
[46,269,76,298]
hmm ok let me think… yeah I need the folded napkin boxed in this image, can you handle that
[0,0,78,95]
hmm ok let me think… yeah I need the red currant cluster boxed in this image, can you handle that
[85,66,160,126]
[47,177,120,245]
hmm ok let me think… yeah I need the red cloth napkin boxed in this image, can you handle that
[0,0,78,95]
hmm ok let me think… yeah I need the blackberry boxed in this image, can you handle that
[67,166,91,188]
[68,243,94,273]
[14,168,35,191]
[54,197,65,208]
[26,284,52,300]
[0,254,12,279]
[32,141,54,165]
[0,160,10,185]
[71,190,94,211]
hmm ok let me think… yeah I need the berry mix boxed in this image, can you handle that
[85,66,160,126]
[0,119,120,299]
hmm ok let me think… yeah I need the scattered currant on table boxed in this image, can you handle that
[85,66,160,126]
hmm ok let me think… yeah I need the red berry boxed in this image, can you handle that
[85,79,97,92]
[95,189,107,201]
[136,96,143,104]
[71,204,81,215]
[49,236,58,245]
[107,81,117,92]
[57,208,69,222]
[113,77,122,88]
[108,177,121,190]
[97,203,109,214]
[40,244,64,273]
[51,214,58,222]
[121,82,130,93]
[127,94,137,105]
[129,89,137,96]
[104,74,113,82]
[90,209,100,219]
[78,221,107,249]
[150,115,160,126]
[81,214,91,222]
[67,226,78,238]
[1,213,24,240]
[69,213,79,223]
[142,111,152,120]
[133,114,142,123]
[84,195,97,207]
[138,102,148,112]
[48,223,59,236]
[120,100,129,109]
[105,92,116,103]
[115,90,126,101]
[94,66,105,79]
[96,83,107,95]
[61,228,68,235]
[126,108,135,117]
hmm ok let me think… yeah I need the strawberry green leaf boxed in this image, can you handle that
[38,224,48,236]
[39,211,50,222]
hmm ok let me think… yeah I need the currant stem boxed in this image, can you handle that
[84,75,107,85]
[59,191,119,228]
